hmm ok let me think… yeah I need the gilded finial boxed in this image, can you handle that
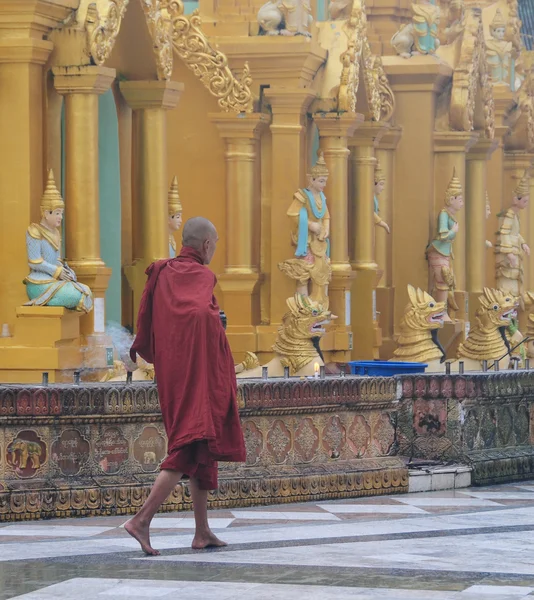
[40,169,65,214]
[514,174,530,198]
[374,159,386,185]
[444,168,463,205]
[490,8,506,32]
[309,152,329,179]
[168,176,183,216]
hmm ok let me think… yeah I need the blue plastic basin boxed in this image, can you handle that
[348,361,428,376]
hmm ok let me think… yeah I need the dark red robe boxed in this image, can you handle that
[130,247,246,489]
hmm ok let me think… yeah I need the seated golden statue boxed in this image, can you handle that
[495,174,530,299]
[23,170,93,312]
[279,152,332,308]
[426,169,463,321]
[486,9,514,87]
[168,176,183,258]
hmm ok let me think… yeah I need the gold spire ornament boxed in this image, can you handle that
[308,152,329,179]
[168,175,183,215]
[40,170,65,214]
[514,174,530,198]
[444,167,463,205]
[490,8,506,32]
[374,159,386,185]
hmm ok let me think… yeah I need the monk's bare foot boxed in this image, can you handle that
[192,529,228,550]
[124,518,160,556]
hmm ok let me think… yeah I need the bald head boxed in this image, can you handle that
[182,217,218,264]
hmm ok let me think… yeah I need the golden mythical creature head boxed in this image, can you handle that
[490,8,506,34]
[476,288,516,329]
[444,168,463,207]
[513,174,530,199]
[281,294,333,340]
[403,285,446,331]
[374,159,386,186]
[168,175,183,216]
[308,152,329,180]
[40,170,65,215]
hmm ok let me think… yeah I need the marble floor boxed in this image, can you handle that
[3,483,534,599]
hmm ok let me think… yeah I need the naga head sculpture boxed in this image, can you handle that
[475,288,516,330]
[403,285,446,331]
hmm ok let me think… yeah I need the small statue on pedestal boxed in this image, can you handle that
[495,174,530,299]
[257,0,312,37]
[279,152,332,308]
[374,159,390,235]
[391,0,441,59]
[168,176,183,258]
[426,169,463,321]
[23,170,93,312]
[486,9,514,87]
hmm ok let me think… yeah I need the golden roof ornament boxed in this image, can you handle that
[444,168,463,205]
[514,174,530,198]
[309,152,329,179]
[490,8,506,32]
[168,176,183,216]
[374,159,386,184]
[40,169,65,214]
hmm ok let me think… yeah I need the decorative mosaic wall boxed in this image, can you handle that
[0,377,407,521]
[398,372,534,485]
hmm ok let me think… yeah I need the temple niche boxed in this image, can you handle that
[1,0,534,382]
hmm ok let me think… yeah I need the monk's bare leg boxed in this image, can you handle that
[124,469,183,556]
[189,477,227,549]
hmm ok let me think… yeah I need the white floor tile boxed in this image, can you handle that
[0,525,115,538]
[396,497,501,507]
[462,585,534,597]
[317,504,427,514]
[459,491,534,500]
[231,511,340,520]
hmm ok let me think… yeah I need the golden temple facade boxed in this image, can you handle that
[1,0,534,382]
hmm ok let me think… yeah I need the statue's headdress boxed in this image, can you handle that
[374,159,386,185]
[40,170,65,214]
[490,8,506,32]
[308,152,329,179]
[444,167,463,206]
[168,176,183,216]
[514,174,530,198]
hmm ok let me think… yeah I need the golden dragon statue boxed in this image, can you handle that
[392,285,447,371]
[236,293,334,378]
[457,288,517,370]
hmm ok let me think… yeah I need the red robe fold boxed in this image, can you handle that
[130,247,246,488]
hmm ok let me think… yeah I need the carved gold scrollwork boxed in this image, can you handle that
[162,0,253,113]
[450,8,494,138]
[85,0,129,66]
[338,0,364,113]
[141,0,174,80]
[361,39,395,122]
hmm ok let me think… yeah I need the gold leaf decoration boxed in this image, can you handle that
[163,0,254,113]
[361,39,394,122]
[450,8,494,138]
[85,0,129,66]
[141,0,174,80]
[337,0,365,113]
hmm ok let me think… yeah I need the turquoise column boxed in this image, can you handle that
[98,90,122,325]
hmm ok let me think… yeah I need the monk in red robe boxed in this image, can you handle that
[125,217,246,555]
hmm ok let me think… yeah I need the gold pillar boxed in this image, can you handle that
[465,137,498,323]
[315,112,363,361]
[376,126,402,358]
[349,121,390,359]
[210,112,270,354]
[120,80,183,325]
[257,87,316,356]
[433,131,479,322]
[53,65,115,341]
[0,21,55,331]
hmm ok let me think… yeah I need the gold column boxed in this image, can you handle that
[375,126,402,358]
[0,4,61,331]
[257,87,316,356]
[349,122,390,359]
[433,131,479,323]
[120,80,183,325]
[315,112,363,361]
[53,66,115,341]
[210,112,270,355]
[465,137,498,323]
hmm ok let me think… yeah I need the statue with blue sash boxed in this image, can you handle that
[279,152,331,308]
